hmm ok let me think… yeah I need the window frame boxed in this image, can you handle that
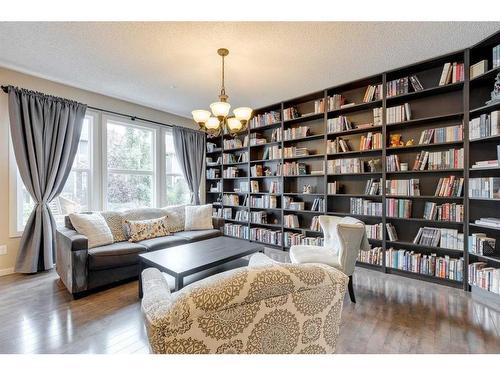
[101,114,159,211]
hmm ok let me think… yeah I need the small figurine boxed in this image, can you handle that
[264,167,272,176]
[390,134,404,148]
[368,159,381,172]
[486,73,500,105]
[405,139,415,146]
[303,184,313,194]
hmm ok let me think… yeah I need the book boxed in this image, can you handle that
[470,60,488,79]
[386,223,398,241]
[469,177,500,199]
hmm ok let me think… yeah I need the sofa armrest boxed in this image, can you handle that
[212,217,224,230]
[56,228,89,295]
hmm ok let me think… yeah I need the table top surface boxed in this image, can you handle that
[139,236,264,276]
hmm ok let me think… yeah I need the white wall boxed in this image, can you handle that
[0,66,198,275]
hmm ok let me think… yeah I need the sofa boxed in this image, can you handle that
[141,253,348,354]
[56,206,223,297]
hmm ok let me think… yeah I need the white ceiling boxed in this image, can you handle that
[0,22,499,118]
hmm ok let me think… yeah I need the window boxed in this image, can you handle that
[164,130,191,205]
[104,117,156,210]
[11,111,197,236]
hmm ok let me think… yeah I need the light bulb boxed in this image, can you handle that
[227,117,243,132]
[210,101,231,119]
[191,109,211,124]
[206,117,220,130]
[234,107,253,123]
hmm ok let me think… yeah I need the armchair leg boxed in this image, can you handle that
[348,275,356,303]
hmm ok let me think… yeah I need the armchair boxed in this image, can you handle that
[289,215,368,303]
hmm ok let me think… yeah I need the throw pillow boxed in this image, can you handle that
[162,204,187,232]
[125,216,171,242]
[100,211,127,242]
[184,204,213,231]
[69,212,114,249]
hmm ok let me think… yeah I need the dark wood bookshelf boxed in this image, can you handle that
[204,30,500,294]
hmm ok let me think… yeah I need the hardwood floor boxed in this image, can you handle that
[0,266,499,354]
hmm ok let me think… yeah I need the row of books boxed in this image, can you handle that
[235,210,249,222]
[326,138,350,153]
[262,145,282,160]
[359,132,382,151]
[284,232,324,247]
[268,181,280,194]
[310,198,325,212]
[283,107,300,121]
[248,181,260,193]
[250,195,277,208]
[469,177,500,199]
[386,248,464,281]
[224,223,249,239]
[206,168,220,179]
[212,207,224,218]
[223,167,240,178]
[282,197,303,211]
[468,262,500,295]
[248,133,267,146]
[469,111,500,140]
[328,182,339,195]
[223,138,244,150]
[386,223,398,241]
[385,179,420,196]
[386,198,412,218]
[468,233,496,256]
[350,198,383,216]
[366,223,383,240]
[249,210,269,224]
[327,158,366,174]
[222,152,248,164]
[327,116,353,133]
[473,217,500,229]
[386,103,411,124]
[471,159,499,169]
[373,108,383,126]
[283,126,311,140]
[327,94,346,111]
[423,202,464,222]
[250,165,264,177]
[310,216,321,231]
[494,44,500,69]
[363,84,383,102]
[439,62,464,86]
[283,146,310,158]
[413,227,463,250]
[249,111,281,129]
[209,181,222,193]
[418,124,463,144]
[434,176,464,197]
[314,99,326,113]
[412,148,464,170]
[283,214,299,228]
[386,76,423,97]
[250,227,282,245]
[278,162,309,176]
[365,179,382,195]
[223,194,242,206]
[359,247,383,265]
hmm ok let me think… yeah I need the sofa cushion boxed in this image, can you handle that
[138,236,188,251]
[88,242,147,270]
[69,212,114,249]
[173,229,221,242]
[162,204,187,233]
[100,211,127,242]
[184,204,213,230]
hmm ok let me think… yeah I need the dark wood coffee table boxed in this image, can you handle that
[138,236,264,297]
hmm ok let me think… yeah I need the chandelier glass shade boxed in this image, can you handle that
[192,48,252,136]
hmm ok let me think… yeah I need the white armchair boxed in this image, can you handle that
[289,215,369,303]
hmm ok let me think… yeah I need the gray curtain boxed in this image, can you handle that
[172,127,205,205]
[7,86,87,273]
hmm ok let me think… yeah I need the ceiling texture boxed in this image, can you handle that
[0,22,499,118]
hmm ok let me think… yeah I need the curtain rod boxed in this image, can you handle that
[1,84,203,133]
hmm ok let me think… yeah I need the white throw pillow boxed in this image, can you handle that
[69,212,114,249]
[184,204,213,231]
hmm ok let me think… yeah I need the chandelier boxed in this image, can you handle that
[192,48,252,136]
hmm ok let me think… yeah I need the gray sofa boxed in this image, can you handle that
[56,207,223,298]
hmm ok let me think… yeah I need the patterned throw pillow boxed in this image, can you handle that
[162,204,187,233]
[100,211,127,242]
[125,216,171,242]
[184,204,213,230]
[69,212,114,249]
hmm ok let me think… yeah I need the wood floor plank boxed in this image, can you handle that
[0,267,499,354]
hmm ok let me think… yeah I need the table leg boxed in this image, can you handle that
[175,276,184,291]
[138,259,144,299]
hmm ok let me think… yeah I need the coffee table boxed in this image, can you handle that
[138,236,264,297]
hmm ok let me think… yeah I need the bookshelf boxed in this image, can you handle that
[205,30,500,296]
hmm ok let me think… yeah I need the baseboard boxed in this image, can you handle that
[0,267,14,277]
